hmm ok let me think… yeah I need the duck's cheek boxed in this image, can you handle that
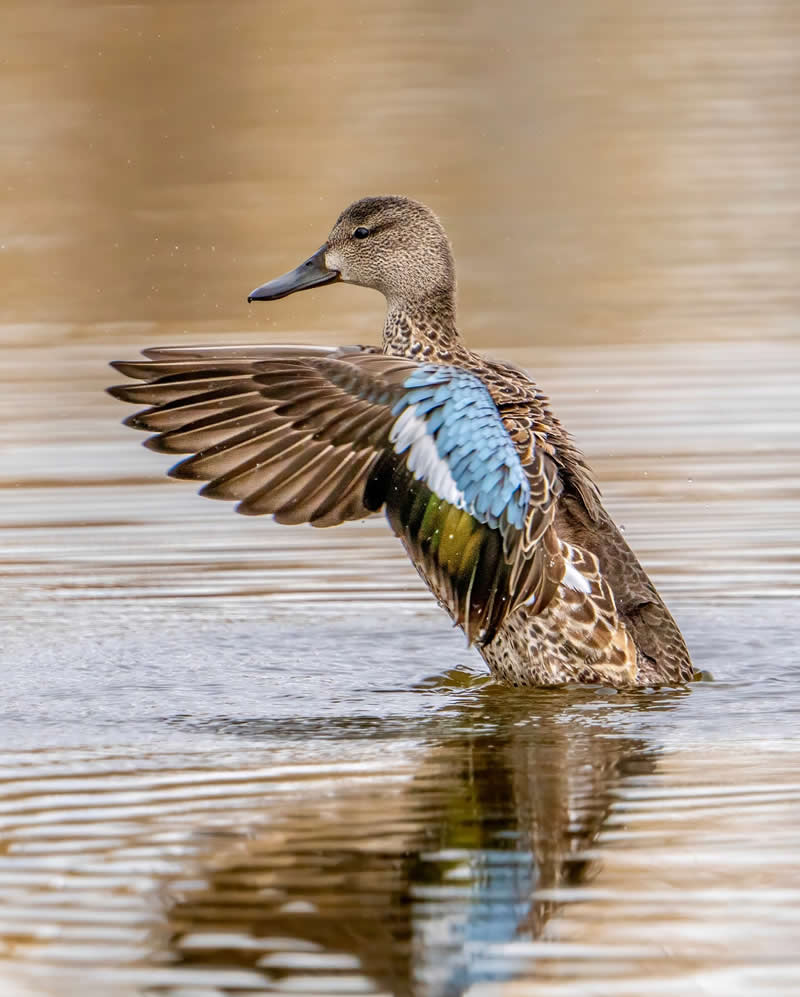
[324,249,377,289]
[324,247,347,279]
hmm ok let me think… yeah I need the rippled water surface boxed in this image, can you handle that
[2,1,800,995]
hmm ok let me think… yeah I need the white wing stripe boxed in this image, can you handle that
[562,560,592,594]
[389,405,466,508]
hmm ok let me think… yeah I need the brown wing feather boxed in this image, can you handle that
[108,348,418,527]
[557,498,694,682]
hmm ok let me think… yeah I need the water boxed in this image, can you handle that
[1,1,800,995]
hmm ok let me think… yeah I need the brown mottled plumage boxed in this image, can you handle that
[108,195,694,687]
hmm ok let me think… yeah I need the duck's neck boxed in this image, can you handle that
[381,291,468,363]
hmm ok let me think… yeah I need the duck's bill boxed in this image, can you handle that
[247,246,340,302]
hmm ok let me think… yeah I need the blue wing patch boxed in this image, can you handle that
[388,365,530,536]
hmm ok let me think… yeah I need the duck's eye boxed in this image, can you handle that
[353,227,370,239]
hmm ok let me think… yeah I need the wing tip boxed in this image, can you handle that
[107,382,138,401]
[122,411,150,431]
[166,455,203,477]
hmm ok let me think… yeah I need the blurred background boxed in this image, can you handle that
[1,2,799,996]
[4,0,798,341]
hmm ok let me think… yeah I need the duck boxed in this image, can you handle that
[108,195,694,687]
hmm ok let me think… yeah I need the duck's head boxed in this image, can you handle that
[248,196,455,309]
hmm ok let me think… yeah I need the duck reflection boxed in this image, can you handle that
[159,687,684,996]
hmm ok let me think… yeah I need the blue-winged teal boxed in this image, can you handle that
[109,196,693,687]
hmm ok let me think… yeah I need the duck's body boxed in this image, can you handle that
[110,196,693,687]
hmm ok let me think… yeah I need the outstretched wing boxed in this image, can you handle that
[109,346,562,643]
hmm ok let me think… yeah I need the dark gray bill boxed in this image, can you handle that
[247,245,339,302]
